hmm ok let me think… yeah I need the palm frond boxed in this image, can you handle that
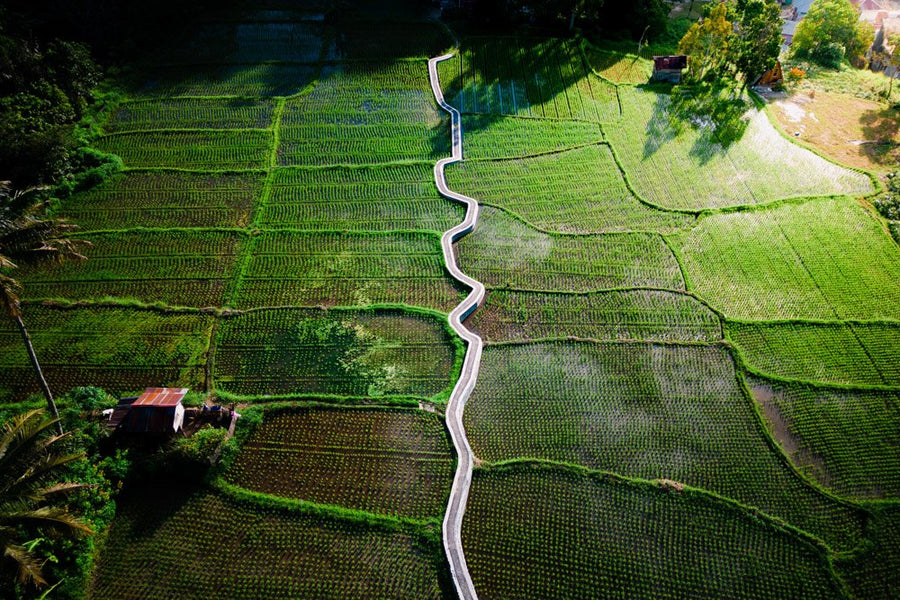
[0,410,52,463]
[0,405,91,589]
[39,482,92,498]
[0,274,22,317]
[4,507,93,536]
[1,183,90,273]
[0,214,89,267]
[2,451,86,504]
[0,411,59,467]
[3,543,47,586]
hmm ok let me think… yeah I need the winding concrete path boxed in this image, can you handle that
[428,53,484,600]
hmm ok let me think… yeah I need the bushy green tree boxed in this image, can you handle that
[0,11,99,188]
[678,0,782,88]
[731,0,783,89]
[791,0,873,67]
[598,0,669,42]
[678,2,733,82]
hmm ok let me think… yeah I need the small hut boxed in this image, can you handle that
[754,61,784,90]
[652,55,688,83]
[109,387,187,434]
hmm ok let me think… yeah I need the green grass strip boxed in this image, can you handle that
[210,479,441,541]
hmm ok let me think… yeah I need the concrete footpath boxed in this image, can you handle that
[428,52,484,600]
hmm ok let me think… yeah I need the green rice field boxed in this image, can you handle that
[463,463,846,599]
[2,3,898,598]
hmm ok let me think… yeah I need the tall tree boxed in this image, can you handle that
[731,0,783,90]
[678,1,782,88]
[1,185,88,434]
[791,0,872,67]
[678,2,733,82]
[0,409,91,589]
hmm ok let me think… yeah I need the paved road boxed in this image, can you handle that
[428,53,484,600]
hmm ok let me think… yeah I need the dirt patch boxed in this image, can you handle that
[751,382,801,456]
[655,478,685,492]
[750,382,835,490]
[770,90,900,174]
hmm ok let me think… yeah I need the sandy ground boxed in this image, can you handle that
[770,90,900,174]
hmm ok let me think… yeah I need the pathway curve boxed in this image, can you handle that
[428,53,484,600]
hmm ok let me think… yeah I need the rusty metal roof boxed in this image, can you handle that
[132,387,188,407]
[653,55,688,71]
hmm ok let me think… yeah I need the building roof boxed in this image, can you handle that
[856,0,886,10]
[653,55,687,71]
[132,387,188,407]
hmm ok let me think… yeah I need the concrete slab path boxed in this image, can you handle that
[428,52,484,600]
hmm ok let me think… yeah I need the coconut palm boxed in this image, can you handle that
[1,183,88,435]
[0,409,92,588]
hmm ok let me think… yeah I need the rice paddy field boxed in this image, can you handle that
[2,1,898,597]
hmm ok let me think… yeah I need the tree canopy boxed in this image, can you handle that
[791,0,874,67]
[678,2,734,83]
[0,11,99,189]
[678,0,782,89]
[0,410,91,589]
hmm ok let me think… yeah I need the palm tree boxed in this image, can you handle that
[1,183,88,435]
[0,409,92,589]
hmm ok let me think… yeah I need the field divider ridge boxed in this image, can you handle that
[429,52,484,600]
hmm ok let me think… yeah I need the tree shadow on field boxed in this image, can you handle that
[859,105,900,168]
[642,81,751,165]
[428,35,619,146]
[114,479,204,541]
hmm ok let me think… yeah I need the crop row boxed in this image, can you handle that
[834,505,900,600]
[748,376,900,501]
[90,485,445,600]
[462,464,845,599]
[156,21,327,64]
[326,21,452,61]
[96,130,271,169]
[262,165,463,231]
[446,144,694,234]
[233,231,463,311]
[606,87,872,210]
[0,306,212,401]
[19,231,244,307]
[464,341,866,551]
[471,289,721,343]
[581,43,653,84]
[672,198,900,321]
[282,92,439,126]
[134,63,318,98]
[460,115,602,159]
[57,172,262,230]
[729,321,900,387]
[278,124,448,166]
[457,207,685,291]
[105,98,277,132]
[277,65,447,166]
[213,308,457,398]
[437,37,620,122]
[224,408,453,519]
[309,62,438,92]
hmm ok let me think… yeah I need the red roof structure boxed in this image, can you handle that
[653,55,688,71]
[652,56,688,83]
[132,387,188,407]
[109,387,188,433]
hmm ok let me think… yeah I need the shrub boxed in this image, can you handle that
[786,66,806,82]
[811,42,846,69]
